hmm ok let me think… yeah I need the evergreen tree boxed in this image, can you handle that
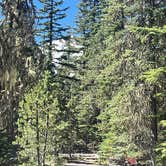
[15,1,82,164]
[54,35,82,155]
[37,0,68,66]
[0,0,43,165]
[1,0,165,165]
[95,0,166,165]
[15,72,68,166]
[73,0,166,165]
[72,0,105,152]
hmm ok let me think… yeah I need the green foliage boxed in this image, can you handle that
[0,131,18,165]
[156,121,166,157]
[37,0,68,63]
[141,67,166,84]
[14,72,67,165]
[80,0,166,165]
[98,85,142,158]
[1,0,165,165]
[0,1,44,165]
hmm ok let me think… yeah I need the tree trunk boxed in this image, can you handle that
[150,87,158,166]
[42,112,49,166]
[36,109,41,166]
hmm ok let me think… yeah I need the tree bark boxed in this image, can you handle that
[42,112,49,166]
[150,86,158,166]
[36,109,41,166]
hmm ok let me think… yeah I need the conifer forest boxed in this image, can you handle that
[0,0,166,166]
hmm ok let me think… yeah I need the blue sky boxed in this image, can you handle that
[62,0,79,27]
[34,0,79,28]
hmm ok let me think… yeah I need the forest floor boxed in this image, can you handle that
[64,161,99,166]
[63,154,121,166]
[64,154,101,166]
[60,153,143,166]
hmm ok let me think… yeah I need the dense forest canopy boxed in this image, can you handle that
[0,0,165,166]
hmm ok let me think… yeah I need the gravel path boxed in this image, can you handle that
[64,154,100,166]
[64,161,100,166]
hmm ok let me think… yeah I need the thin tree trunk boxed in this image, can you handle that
[42,112,49,166]
[48,0,53,64]
[152,92,158,143]
[36,109,41,166]
[150,87,158,166]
